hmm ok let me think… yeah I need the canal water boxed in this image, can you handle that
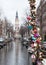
[0,39,32,65]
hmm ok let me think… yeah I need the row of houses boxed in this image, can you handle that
[0,17,14,39]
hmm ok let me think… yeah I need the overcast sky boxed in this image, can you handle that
[0,0,40,25]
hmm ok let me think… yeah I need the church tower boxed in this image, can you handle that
[15,11,19,37]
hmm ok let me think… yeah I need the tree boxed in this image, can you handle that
[19,26,28,38]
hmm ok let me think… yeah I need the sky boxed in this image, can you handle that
[0,0,40,26]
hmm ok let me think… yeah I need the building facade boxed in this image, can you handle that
[0,17,14,39]
[0,19,3,37]
[0,19,6,38]
[36,0,46,40]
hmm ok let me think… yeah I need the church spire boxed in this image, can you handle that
[16,11,18,19]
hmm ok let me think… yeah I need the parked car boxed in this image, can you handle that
[0,38,5,49]
[21,37,31,48]
[0,38,4,43]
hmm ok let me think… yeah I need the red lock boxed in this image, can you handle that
[36,39,41,44]
[34,29,37,33]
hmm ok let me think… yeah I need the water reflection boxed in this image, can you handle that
[0,40,31,65]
